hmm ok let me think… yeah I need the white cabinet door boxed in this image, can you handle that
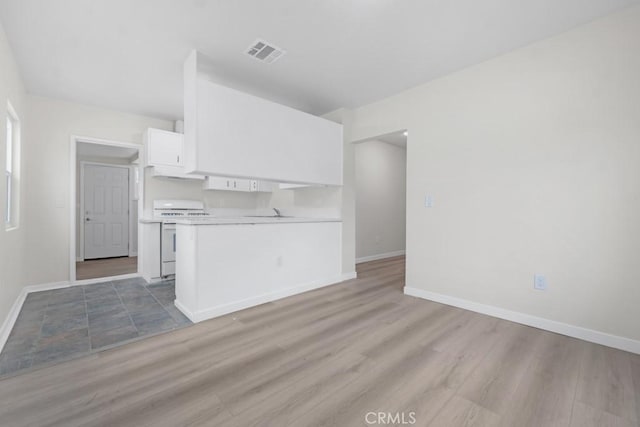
[204,176,253,192]
[145,128,205,180]
[146,128,183,167]
[251,180,275,192]
[203,176,232,190]
[232,179,252,192]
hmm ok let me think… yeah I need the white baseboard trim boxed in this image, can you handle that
[24,281,73,293]
[0,281,69,352]
[341,271,358,281]
[0,273,143,353]
[177,274,356,323]
[404,286,640,355]
[174,300,197,322]
[356,250,405,264]
[0,288,28,354]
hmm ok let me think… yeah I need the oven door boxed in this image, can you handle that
[161,223,176,276]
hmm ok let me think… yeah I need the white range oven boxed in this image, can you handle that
[161,223,177,276]
[152,199,212,277]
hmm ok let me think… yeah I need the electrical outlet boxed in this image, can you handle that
[534,275,547,290]
[425,195,433,208]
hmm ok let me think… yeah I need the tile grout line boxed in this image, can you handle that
[81,286,93,352]
[31,291,54,368]
[113,282,142,338]
[143,281,180,329]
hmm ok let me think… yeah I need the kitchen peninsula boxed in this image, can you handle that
[174,216,343,322]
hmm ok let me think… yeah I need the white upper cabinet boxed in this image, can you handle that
[145,128,204,180]
[145,128,183,167]
[204,176,250,192]
[183,51,343,186]
[203,176,274,193]
[251,180,276,192]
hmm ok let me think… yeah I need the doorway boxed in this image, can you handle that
[354,130,407,264]
[71,138,143,282]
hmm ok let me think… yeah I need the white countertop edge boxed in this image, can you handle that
[139,218,163,224]
[174,217,342,225]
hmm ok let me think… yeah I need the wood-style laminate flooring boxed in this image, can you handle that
[0,256,638,426]
[76,256,138,280]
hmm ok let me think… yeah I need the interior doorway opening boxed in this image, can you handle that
[71,137,143,282]
[353,130,407,264]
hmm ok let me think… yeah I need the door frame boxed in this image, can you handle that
[69,135,145,283]
[79,161,131,261]
[351,129,409,265]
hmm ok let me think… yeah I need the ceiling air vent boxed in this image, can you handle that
[246,39,286,64]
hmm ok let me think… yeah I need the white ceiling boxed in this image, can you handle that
[0,0,636,120]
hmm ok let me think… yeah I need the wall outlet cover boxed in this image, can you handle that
[534,274,547,290]
[425,195,433,208]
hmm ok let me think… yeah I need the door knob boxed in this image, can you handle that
[86,218,91,222]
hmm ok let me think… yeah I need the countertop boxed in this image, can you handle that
[139,218,163,224]
[173,217,341,225]
[139,216,341,225]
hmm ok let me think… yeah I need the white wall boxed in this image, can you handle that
[355,140,406,260]
[0,21,26,329]
[23,96,172,287]
[346,6,640,343]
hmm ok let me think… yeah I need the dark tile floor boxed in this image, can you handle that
[0,277,191,377]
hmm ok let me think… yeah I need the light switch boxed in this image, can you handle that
[424,195,434,208]
[534,275,547,290]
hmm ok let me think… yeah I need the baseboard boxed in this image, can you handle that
[404,286,640,355]
[24,281,72,293]
[0,288,28,354]
[341,271,358,281]
[23,273,141,290]
[356,250,405,264]
[174,300,197,322]
[178,274,355,323]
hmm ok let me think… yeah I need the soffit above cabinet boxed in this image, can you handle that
[183,51,343,186]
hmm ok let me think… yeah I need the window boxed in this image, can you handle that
[5,102,19,229]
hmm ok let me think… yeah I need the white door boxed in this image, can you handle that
[84,164,130,259]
